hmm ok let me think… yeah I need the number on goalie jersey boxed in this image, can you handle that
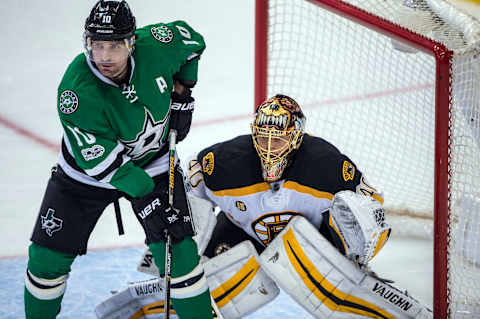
[188,94,384,254]
[24,1,212,319]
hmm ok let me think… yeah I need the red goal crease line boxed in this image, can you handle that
[0,82,433,154]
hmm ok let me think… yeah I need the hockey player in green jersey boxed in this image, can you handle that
[24,1,212,318]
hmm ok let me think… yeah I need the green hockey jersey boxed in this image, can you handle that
[57,21,205,198]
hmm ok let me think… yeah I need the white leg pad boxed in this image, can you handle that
[24,270,68,300]
[137,248,159,277]
[203,240,280,319]
[189,194,217,256]
[98,241,276,319]
[97,264,208,318]
[95,278,179,319]
[259,216,432,319]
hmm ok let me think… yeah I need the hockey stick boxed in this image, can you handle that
[164,129,177,319]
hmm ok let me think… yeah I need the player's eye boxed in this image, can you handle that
[111,42,125,50]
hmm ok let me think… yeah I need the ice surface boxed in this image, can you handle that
[2,0,477,317]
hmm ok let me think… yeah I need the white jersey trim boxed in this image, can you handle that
[84,142,126,176]
[63,134,127,177]
[143,151,176,177]
[57,152,115,189]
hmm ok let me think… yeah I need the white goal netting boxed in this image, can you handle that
[262,0,480,317]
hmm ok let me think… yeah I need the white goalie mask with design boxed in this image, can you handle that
[251,94,306,182]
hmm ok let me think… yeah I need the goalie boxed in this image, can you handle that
[96,95,432,319]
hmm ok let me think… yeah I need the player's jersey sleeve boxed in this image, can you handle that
[185,152,209,201]
[169,20,205,84]
[137,20,206,84]
[57,83,154,198]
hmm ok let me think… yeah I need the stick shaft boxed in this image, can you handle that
[164,129,177,319]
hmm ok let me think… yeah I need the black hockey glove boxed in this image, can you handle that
[169,89,194,142]
[131,181,194,244]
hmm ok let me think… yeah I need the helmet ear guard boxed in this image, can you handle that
[251,94,306,182]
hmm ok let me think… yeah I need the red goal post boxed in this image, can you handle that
[255,0,480,318]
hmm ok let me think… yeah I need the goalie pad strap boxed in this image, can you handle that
[25,270,68,300]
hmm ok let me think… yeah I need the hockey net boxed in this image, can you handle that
[255,0,480,317]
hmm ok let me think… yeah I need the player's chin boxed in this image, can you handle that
[98,66,117,78]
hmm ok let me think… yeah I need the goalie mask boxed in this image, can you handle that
[251,95,306,182]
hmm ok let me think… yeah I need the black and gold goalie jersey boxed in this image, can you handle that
[190,134,383,246]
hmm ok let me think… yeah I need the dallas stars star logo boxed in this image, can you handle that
[41,208,63,237]
[151,25,174,43]
[59,90,79,114]
[121,108,168,160]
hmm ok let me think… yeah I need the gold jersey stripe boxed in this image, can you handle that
[282,228,395,319]
[212,182,270,197]
[211,256,260,308]
[283,181,334,200]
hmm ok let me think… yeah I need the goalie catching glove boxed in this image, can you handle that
[325,191,391,266]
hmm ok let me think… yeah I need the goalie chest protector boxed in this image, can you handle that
[197,134,364,246]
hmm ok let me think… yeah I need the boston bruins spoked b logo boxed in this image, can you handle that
[59,90,79,114]
[251,212,302,245]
